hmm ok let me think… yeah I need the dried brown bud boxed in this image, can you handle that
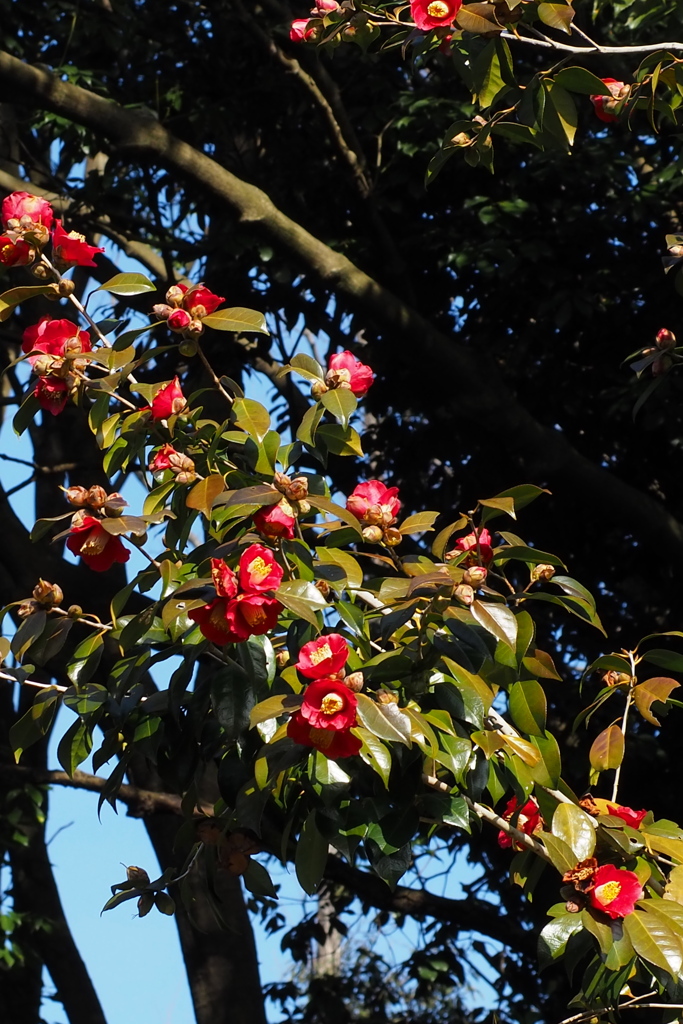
[565,897,584,914]
[33,354,56,376]
[451,132,471,147]
[287,476,309,502]
[579,796,600,816]
[362,525,383,544]
[602,670,630,688]
[297,499,311,515]
[325,367,352,390]
[273,472,291,494]
[32,579,63,607]
[311,380,329,400]
[531,563,555,583]
[152,303,173,320]
[463,566,487,587]
[562,857,598,892]
[86,485,108,510]
[376,689,399,705]
[344,671,364,693]
[57,279,76,298]
[383,527,402,547]
[185,318,204,338]
[668,245,683,258]
[314,578,331,598]
[454,584,475,606]
[65,485,89,507]
[18,599,40,618]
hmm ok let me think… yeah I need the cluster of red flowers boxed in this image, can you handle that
[254,499,298,541]
[152,283,225,340]
[149,443,196,484]
[22,317,93,416]
[65,487,131,572]
[320,350,374,399]
[289,0,462,41]
[0,191,104,268]
[346,480,402,545]
[189,545,283,645]
[149,377,188,421]
[446,527,494,567]
[287,634,361,759]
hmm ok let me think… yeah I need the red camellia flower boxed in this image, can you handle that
[1,191,54,231]
[150,377,187,420]
[327,351,374,397]
[253,498,297,540]
[149,444,178,473]
[289,17,316,41]
[66,515,130,572]
[287,712,362,759]
[589,79,628,123]
[605,803,647,829]
[588,864,643,919]
[211,558,239,599]
[451,528,494,566]
[22,318,92,364]
[189,598,244,645]
[52,220,105,268]
[346,480,401,526]
[300,678,357,730]
[410,0,462,31]
[167,308,192,333]
[497,797,542,849]
[183,285,225,318]
[0,235,35,266]
[238,544,283,593]
[296,634,349,679]
[225,592,282,639]
[35,376,69,416]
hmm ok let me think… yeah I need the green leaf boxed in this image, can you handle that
[538,914,585,970]
[479,496,516,519]
[0,285,57,321]
[243,860,278,899]
[57,718,93,777]
[493,546,565,567]
[526,733,561,787]
[589,725,624,772]
[275,580,327,627]
[95,272,156,296]
[320,388,357,430]
[233,397,271,443]
[295,811,328,895]
[13,392,40,436]
[623,908,683,978]
[545,83,578,146]
[356,729,392,787]
[316,424,363,458]
[399,511,439,536]
[555,67,614,95]
[290,352,325,382]
[537,3,574,34]
[9,688,61,762]
[307,494,363,538]
[185,474,225,518]
[641,649,683,673]
[470,600,518,649]
[539,832,577,874]
[315,547,363,589]
[508,680,547,736]
[471,40,506,110]
[202,307,269,334]
[457,3,504,35]
[296,402,324,446]
[633,677,680,726]
[522,649,562,681]
[249,693,302,728]
[431,516,468,559]
[552,803,596,861]
[355,694,412,746]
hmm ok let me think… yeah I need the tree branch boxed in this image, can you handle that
[2,51,683,568]
[0,764,184,815]
[501,30,683,56]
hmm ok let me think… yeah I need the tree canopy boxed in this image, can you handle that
[3,2,683,1023]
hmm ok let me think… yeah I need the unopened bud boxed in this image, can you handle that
[565,898,583,914]
[602,670,630,688]
[18,599,40,618]
[656,328,676,350]
[464,566,487,586]
[44,283,62,301]
[325,367,352,390]
[65,485,89,507]
[531,563,555,583]
[33,354,55,376]
[287,476,309,502]
[127,865,150,885]
[31,262,49,279]
[57,279,76,298]
[344,671,364,692]
[273,472,290,494]
[298,499,311,515]
[130,532,149,548]
[152,303,173,320]
[454,584,474,606]
[32,579,63,607]
[67,605,83,618]
[165,285,186,307]
[362,525,383,544]
[314,579,331,598]
[451,132,471,147]
[668,245,683,259]
[383,527,402,547]
[376,689,398,704]
[185,318,204,338]
[311,381,329,400]
[178,339,198,358]
[103,492,128,517]
[275,650,290,669]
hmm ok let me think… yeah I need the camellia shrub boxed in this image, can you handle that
[4,187,683,1018]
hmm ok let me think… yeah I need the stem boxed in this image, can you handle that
[196,343,235,405]
[611,650,636,803]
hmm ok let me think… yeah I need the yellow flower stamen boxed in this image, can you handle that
[310,643,333,665]
[320,693,344,715]
[426,0,450,17]
[247,556,271,583]
[595,880,621,904]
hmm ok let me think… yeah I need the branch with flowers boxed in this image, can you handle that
[5,184,683,1015]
